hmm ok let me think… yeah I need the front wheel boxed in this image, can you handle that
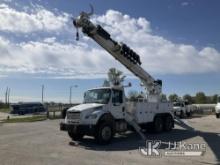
[68,131,84,141]
[180,111,184,119]
[186,111,191,117]
[216,113,220,118]
[95,122,113,144]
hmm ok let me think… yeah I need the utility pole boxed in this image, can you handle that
[7,88,10,105]
[5,87,8,104]
[69,86,72,104]
[69,85,78,104]
[42,85,44,103]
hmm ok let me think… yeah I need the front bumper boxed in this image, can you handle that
[60,122,95,135]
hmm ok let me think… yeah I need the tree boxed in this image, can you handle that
[102,79,110,87]
[160,94,167,101]
[195,92,206,104]
[183,94,194,104]
[168,94,179,102]
[211,94,218,104]
[107,68,126,86]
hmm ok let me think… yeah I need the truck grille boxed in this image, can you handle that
[67,111,80,123]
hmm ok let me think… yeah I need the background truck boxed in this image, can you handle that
[173,100,194,118]
[10,102,46,115]
[60,6,174,144]
[215,95,220,118]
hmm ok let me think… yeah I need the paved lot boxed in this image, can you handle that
[0,115,220,165]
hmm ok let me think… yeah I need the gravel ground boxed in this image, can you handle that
[0,115,219,165]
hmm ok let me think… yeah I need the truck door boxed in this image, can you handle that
[111,89,124,119]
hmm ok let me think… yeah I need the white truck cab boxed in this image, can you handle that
[65,87,125,125]
[215,96,220,118]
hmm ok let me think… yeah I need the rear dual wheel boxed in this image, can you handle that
[163,115,173,132]
[153,116,163,133]
[153,115,173,133]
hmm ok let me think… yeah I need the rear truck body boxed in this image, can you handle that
[173,101,194,118]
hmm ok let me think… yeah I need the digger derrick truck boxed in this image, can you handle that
[60,7,174,144]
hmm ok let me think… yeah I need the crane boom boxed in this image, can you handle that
[73,9,162,102]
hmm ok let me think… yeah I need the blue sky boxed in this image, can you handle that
[0,0,220,103]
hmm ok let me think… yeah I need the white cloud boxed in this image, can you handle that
[92,10,220,74]
[0,8,220,78]
[0,74,7,78]
[0,3,69,33]
[0,35,119,77]
[43,37,56,43]
[181,2,189,6]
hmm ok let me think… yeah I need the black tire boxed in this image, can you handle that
[95,122,113,144]
[68,131,84,141]
[216,114,220,118]
[180,111,184,119]
[62,108,68,119]
[186,111,191,117]
[153,116,163,133]
[163,115,173,132]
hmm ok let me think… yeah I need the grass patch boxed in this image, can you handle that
[3,115,47,123]
[0,108,10,113]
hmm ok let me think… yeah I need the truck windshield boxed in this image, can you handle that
[84,89,111,104]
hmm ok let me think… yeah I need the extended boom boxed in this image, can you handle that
[73,7,162,102]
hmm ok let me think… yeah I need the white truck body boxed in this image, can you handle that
[65,87,173,125]
[62,86,174,143]
[126,101,173,123]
